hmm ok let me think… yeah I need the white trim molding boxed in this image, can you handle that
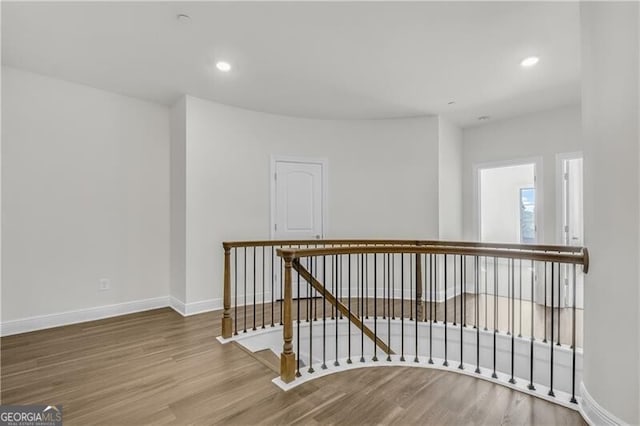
[0,296,169,337]
[169,296,222,316]
[579,382,627,426]
[169,296,187,316]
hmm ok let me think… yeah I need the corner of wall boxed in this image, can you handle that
[436,115,463,241]
[169,95,187,304]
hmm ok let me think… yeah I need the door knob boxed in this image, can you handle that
[315,235,321,239]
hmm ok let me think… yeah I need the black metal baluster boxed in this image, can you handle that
[360,254,364,362]
[492,257,497,379]
[459,254,464,370]
[463,256,467,328]
[331,254,335,321]
[347,254,352,364]
[544,261,548,342]
[443,254,449,367]
[424,253,428,323]
[253,246,256,331]
[334,255,340,367]
[296,257,301,377]
[280,254,283,326]
[383,252,386,319]
[453,255,457,326]
[475,256,481,374]
[262,247,266,329]
[401,253,405,361]
[244,247,247,333]
[484,257,488,331]
[528,259,536,391]
[306,256,311,324]
[429,254,433,364]
[414,253,419,363]
[548,262,556,397]
[570,263,578,404]
[507,257,510,336]
[336,245,344,319]
[391,254,395,319]
[473,255,477,330]
[360,253,365,363]
[271,247,275,327]
[314,256,318,322]
[557,260,561,346]
[308,257,314,374]
[518,258,522,338]
[388,253,392,361]
[433,256,437,324]
[322,255,327,369]
[509,258,516,384]
[357,251,361,319]
[373,253,378,362]
[365,253,369,319]
[410,255,414,321]
[234,248,238,335]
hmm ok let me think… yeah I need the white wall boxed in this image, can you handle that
[462,105,582,244]
[580,2,639,424]
[174,96,440,305]
[1,67,170,324]
[438,117,463,240]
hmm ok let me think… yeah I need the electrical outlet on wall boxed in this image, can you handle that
[99,278,110,291]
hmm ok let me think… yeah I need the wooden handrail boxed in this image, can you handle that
[276,246,589,272]
[223,239,585,254]
[292,259,394,356]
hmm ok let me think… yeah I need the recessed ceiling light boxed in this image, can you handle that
[176,14,191,23]
[216,61,232,72]
[478,115,491,121]
[520,56,540,67]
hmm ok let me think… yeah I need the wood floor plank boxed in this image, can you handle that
[1,307,585,425]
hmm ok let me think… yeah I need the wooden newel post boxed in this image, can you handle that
[280,251,296,383]
[221,245,233,338]
[416,252,424,322]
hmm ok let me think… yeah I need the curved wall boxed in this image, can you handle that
[581,2,640,424]
[171,96,442,308]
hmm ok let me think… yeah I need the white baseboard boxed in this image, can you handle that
[184,298,222,316]
[169,296,222,316]
[0,296,170,337]
[169,296,187,316]
[579,382,626,425]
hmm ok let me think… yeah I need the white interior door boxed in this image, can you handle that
[273,160,324,240]
[272,158,326,299]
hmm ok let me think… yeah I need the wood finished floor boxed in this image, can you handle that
[1,308,585,425]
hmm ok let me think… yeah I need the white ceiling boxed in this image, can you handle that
[2,1,581,127]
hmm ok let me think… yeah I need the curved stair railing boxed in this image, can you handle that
[220,239,589,409]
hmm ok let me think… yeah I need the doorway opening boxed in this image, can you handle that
[476,161,539,302]
[478,162,538,244]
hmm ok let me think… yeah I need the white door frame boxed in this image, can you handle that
[269,155,329,240]
[555,151,583,245]
[555,151,583,308]
[473,156,544,243]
